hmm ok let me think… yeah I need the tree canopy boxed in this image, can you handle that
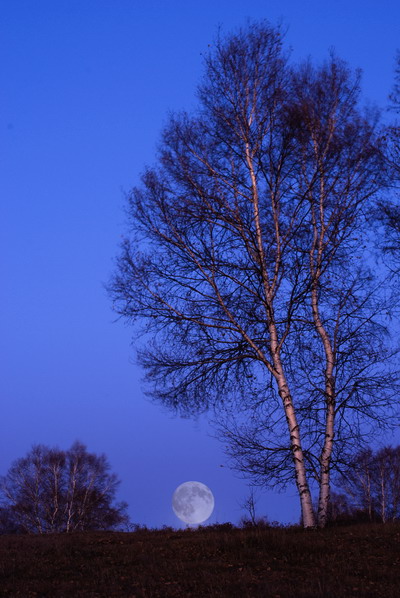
[109,21,399,527]
[0,442,130,534]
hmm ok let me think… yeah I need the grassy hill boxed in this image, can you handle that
[0,522,399,597]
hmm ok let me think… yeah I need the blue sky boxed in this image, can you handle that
[1,0,400,528]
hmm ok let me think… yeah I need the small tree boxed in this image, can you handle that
[0,442,130,534]
[240,487,262,527]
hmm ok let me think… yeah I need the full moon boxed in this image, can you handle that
[172,481,215,525]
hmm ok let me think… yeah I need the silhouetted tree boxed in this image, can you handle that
[376,52,400,271]
[110,22,397,527]
[0,506,24,534]
[325,492,354,524]
[217,54,398,527]
[240,487,261,527]
[336,445,400,523]
[0,442,130,534]
[388,50,400,173]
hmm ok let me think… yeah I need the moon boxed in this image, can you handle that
[172,481,215,525]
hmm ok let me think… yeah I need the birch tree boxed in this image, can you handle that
[337,445,400,522]
[109,22,394,527]
[289,59,396,526]
[0,442,129,533]
[377,52,400,271]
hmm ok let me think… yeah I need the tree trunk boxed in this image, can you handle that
[317,392,335,528]
[246,140,315,528]
[309,171,336,528]
[272,350,316,528]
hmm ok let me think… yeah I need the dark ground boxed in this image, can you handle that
[0,522,399,597]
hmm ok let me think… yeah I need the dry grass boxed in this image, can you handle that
[0,521,399,597]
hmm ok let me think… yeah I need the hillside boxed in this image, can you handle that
[0,522,399,597]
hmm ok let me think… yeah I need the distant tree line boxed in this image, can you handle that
[326,445,400,524]
[0,442,130,534]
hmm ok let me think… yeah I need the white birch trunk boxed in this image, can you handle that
[311,285,336,528]
[245,141,316,528]
[273,353,316,527]
[309,162,336,529]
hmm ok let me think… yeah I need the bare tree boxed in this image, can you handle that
[376,52,400,270]
[240,487,260,527]
[0,442,129,534]
[336,445,400,523]
[280,58,396,527]
[335,448,375,521]
[214,53,398,528]
[109,22,396,527]
[388,50,400,172]
[324,491,354,524]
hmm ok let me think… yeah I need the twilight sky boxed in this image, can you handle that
[1,0,400,528]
